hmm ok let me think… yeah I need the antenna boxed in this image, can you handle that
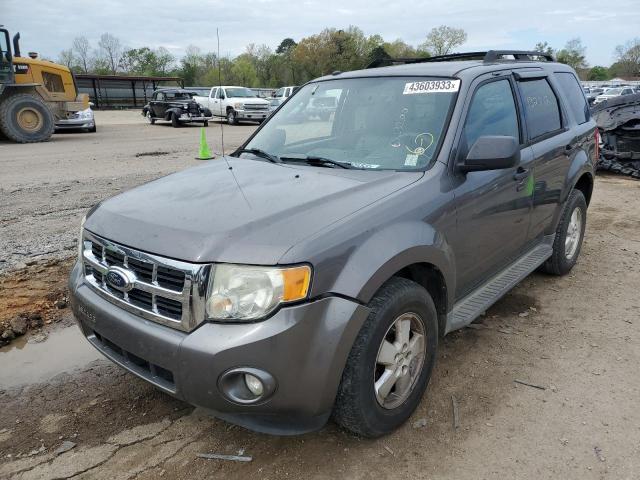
[217,28,225,157]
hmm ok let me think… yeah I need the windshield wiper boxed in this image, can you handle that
[280,155,353,169]
[235,148,281,163]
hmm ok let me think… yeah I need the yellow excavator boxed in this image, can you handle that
[0,27,88,142]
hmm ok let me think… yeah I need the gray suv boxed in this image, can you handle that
[69,50,596,438]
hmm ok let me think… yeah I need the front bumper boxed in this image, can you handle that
[55,118,95,130]
[235,109,269,120]
[178,113,212,122]
[68,261,369,434]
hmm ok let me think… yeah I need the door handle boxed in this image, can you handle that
[565,144,576,154]
[513,167,529,181]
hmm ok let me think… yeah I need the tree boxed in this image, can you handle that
[556,38,588,70]
[231,56,257,86]
[587,66,610,81]
[613,38,640,77]
[419,25,467,56]
[58,49,75,69]
[383,39,419,58]
[98,33,123,74]
[72,36,91,73]
[276,38,297,55]
[534,41,554,56]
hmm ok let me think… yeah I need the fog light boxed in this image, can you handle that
[244,373,264,397]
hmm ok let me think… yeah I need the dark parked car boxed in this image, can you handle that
[71,50,596,438]
[142,89,212,127]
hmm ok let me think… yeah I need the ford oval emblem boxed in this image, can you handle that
[105,267,135,292]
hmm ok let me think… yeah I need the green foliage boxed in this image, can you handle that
[556,38,588,70]
[613,38,640,77]
[587,66,610,81]
[534,42,554,56]
[419,25,467,56]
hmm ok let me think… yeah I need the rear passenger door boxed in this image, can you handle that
[452,75,535,297]
[514,72,576,240]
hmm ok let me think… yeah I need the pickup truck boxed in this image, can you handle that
[70,50,596,438]
[191,86,270,125]
[268,86,298,112]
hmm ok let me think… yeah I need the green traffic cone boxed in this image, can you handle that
[195,127,214,160]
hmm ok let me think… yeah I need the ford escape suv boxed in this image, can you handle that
[69,50,596,438]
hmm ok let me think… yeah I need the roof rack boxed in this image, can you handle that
[366,50,555,69]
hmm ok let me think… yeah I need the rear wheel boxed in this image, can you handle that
[0,93,55,143]
[333,277,438,437]
[540,189,587,275]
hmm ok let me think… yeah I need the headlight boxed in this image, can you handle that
[206,264,311,321]
[77,214,87,259]
[78,109,93,119]
[182,104,188,109]
[234,102,244,109]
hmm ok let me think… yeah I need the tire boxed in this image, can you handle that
[333,277,438,438]
[171,112,180,128]
[86,125,97,133]
[227,109,238,125]
[145,110,155,125]
[540,189,587,275]
[203,120,209,127]
[0,93,55,143]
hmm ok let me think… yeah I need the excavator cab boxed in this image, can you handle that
[0,28,13,85]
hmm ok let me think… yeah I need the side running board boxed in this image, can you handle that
[445,237,554,334]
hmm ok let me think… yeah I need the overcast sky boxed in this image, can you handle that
[4,0,639,67]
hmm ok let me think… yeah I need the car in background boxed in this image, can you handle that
[192,86,270,125]
[55,107,96,133]
[593,87,636,105]
[268,86,298,113]
[142,89,212,128]
[584,87,604,106]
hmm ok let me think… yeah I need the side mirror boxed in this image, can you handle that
[461,136,520,172]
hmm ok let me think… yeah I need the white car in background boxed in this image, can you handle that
[191,86,270,125]
[593,87,636,105]
[55,107,96,133]
[268,86,298,112]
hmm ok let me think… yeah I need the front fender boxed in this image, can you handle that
[164,107,183,119]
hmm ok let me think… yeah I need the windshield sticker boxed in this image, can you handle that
[403,80,460,95]
[351,162,381,169]
[404,154,419,166]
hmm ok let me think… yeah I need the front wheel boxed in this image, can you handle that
[203,120,209,127]
[540,189,587,275]
[171,112,180,128]
[333,277,438,437]
[227,110,238,125]
[145,110,155,124]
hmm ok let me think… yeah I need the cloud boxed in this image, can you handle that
[4,0,638,66]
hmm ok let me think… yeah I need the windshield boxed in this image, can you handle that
[0,30,11,81]
[244,76,458,170]
[226,87,256,98]
[165,91,194,100]
[604,88,623,95]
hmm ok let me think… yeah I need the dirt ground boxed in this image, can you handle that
[1,112,639,479]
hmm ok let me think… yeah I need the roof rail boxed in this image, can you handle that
[366,50,555,69]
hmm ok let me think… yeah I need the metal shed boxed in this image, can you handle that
[75,74,184,109]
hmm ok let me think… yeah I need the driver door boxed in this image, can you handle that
[450,75,534,298]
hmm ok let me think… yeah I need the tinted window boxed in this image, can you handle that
[555,72,589,124]
[464,79,519,150]
[518,79,561,139]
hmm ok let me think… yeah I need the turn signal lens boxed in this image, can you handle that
[282,265,311,302]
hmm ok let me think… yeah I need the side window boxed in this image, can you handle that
[464,79,519,150]
[210,88,217,98]
[42,72,65,93]
[274,87,284,98]
[156,92,164,101]
[518,79,562,140]
[555,72,589,124]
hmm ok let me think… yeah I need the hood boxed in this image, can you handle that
[85,158,423,265]
[592,93,640,131]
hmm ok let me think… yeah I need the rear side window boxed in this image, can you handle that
[518,79,562,140]
[464,79,519,150]
[555,72,589,124]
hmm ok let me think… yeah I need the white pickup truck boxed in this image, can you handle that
[268,86,298,112]
[190,86,270,125]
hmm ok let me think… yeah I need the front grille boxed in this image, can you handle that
[81,231,208,331]
[244,103,268,111]
[92,331,175,392]
[188,103,200,114]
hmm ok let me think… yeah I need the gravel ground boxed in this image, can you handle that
[1,113,639,479]
[0,110,256,274]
